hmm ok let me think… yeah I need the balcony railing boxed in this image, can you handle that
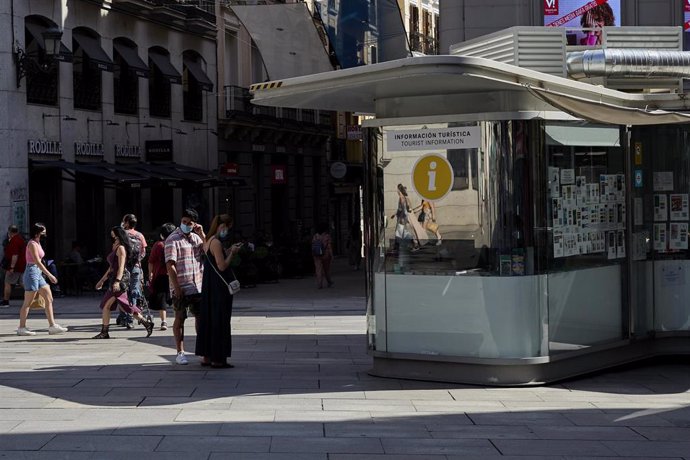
[223,85,333,127]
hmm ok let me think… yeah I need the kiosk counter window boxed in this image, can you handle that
[364,120,629,362]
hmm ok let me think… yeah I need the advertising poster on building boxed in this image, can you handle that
[669,193,689,221]
[654,223,668,251]
[544,0,621,46]
[654,194,668,221]
[669,222,689,250]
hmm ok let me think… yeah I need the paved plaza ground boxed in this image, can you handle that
[1,259,689,459]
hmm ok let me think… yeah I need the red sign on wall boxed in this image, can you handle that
[220,162,239,176]
[272,165,287,184]
[544,0,559,15]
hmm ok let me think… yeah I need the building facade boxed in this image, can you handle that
[2,0,219,260]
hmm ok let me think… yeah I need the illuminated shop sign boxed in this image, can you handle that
[544,0,621,46]
[27,139,63,156]
[114,144,141,159]
[74,142,104,157]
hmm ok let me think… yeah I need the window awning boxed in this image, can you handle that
[31,160,146,184]
[184,57,213,91]
[149,51,182,84]
[113,42,149,78]
[72,32,113,72]
[25,22,72,62]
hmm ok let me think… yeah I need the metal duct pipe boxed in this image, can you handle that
[566,49,690,79]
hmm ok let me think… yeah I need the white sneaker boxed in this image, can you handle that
[48,324,68,335]
[17,327,36,336]
[175,352,189,365]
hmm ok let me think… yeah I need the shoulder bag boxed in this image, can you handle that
[206,252,241,295]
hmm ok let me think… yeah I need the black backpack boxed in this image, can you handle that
[127,233,142,268]
[311,237,324,256]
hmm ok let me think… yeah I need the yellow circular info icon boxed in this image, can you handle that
[412,154,454,201]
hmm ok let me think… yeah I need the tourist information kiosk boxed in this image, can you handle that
[251,27,690,385]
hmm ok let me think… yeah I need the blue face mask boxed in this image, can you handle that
[218,229,229,240]
[180,223,193,234]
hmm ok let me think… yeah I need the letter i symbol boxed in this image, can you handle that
[427,161,437,191]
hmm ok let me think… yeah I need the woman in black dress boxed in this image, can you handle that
[195,214,242,368]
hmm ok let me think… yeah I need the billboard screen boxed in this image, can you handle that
[544,0,621,46]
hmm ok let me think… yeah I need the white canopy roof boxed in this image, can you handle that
[250,55,690,125]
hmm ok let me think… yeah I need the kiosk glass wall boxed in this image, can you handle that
[631,125,690,334]
[364,119,629,362]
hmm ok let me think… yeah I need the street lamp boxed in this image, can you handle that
[15,26,64,88]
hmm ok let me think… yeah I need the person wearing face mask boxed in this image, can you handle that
[148,222,176,330]
[195,214,242,368]
[17,223,67,336]
[93,226,154,339]
[165,208,205,365]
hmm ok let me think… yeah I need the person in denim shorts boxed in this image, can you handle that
[16,223,67,336]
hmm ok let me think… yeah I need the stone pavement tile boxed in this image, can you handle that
[0,379,83,389]
[493,439,616,456]
[0,397,56,409]
[502,401,598,411]
[428,425,537,440]
[137,397,232,409]
[41,434,161,452]
[155,434,271,452]
[73,378,161,389]
[325,422,431,438]
[229,397,323,411]
[564,457,683,460]
[106,387,194,398]
[563,412,675,427]
[175,409,275,422]
[210,454,326,460]
[381,438,498,455]
[454,389,545,402]
[0,409,86,421]
[42,388,113,398]
[278,389,366,399]
[322,399,415,412]
[274,410,371,422]
[0,433,54,451]
[632,426,690,441]
[235,379,321,390]
[413,400,505,412]
[655,407,690,427]
[74,408,181,423]
[332,455,449,460]
[467,412,575,426]
[114,423,222,436]
[602,440,690,457]
[42,397,143,408]
[219,421,324,437]
[10,420,117,434]
[529,425,645,440]
[270,436,384,454]
[364,390,453,401]
[446,456,564,460]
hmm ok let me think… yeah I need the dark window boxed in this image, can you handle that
[149,60,171,118]
[113,47,138,115]
[73,34,102,110]
[25,24,58,106]
[183,65,203,122]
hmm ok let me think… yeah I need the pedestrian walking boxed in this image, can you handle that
[116,213,147,329]
[92,226,153,339]
[312,223,334,289]
[195,214,242,368]
[148,223,176,330]
[165,208,205,365]
[2,225,26,307]
[16,223,67,336]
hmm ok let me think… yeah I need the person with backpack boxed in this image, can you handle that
[93,226,153,339]
[312,223,333,289]
[116,214,147,329]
